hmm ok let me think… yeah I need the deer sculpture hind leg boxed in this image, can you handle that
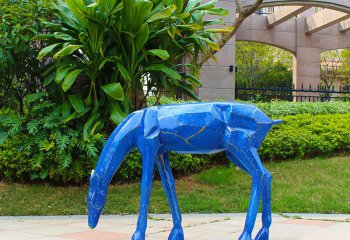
[255,167,272,240]
[132,138,159,240]
[228,150,272,240]
[156,153,184,240]
[226,143,265,240]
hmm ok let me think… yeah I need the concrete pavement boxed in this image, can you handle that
[0,213,349,239]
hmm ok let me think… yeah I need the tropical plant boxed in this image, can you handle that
[0,93,105,182]
[35,0,231,128]
[0,0,48,113]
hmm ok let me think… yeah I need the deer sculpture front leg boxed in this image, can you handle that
[132,138,159,240]
[226,131,266,240]
[230,147,265,240]
[255,167,272,240]
[156,153,184,240]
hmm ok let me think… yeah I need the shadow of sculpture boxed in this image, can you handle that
[87,102,282,240]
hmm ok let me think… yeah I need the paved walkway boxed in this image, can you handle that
[0,213,349,239]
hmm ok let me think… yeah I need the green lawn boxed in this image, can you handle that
[0,156,349,216]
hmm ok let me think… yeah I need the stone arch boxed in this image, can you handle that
[236,39,295,54]
[199,0,350,101]
[320,47,350,54]
[242,0,350,13]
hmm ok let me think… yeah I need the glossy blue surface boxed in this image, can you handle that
[88,102,282,240]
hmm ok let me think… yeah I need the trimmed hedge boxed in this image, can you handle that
[260,113,350,160]
[115,151,212,182]
[149,97,350,117]
[255,101,350,117]
[1,98,350,183]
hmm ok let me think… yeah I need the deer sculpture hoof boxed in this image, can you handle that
[255,227,269,240]
[239,231,252,240]
[168,227,184,240]
[131,230,145,240]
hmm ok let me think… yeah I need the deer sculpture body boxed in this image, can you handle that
[87,102,282,240]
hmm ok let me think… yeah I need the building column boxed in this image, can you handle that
[293,47,321,90]
[198,0,236,101]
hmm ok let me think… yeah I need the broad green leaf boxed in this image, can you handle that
[135,23,149,53]
[43,73,55,87]
[145,64,181,80]
[53,45,82,60]
[62,69,83,91]
[206,26,234,33]
[98,57,117,70]
[83,113,100,141]
[181,73,202,87]
[63,112,78,123]
[197,36,220,51]
[102,83,124,101]
[53,32,76,41]
[176,12,190,19]
[56,66,75,84]
[85,94,92,106]
[24,92,47,105]
[31,34,56,41]
[135,0,153,23]
[192,1,216,11]
[110,104,127,125]
[205,7,229,16]
[65,0,88,27]
[184,0,202,12]
[147,4,177,23]
[42,22,66,31]
[146,49,169,60]
[62,101,71,119]
[174,0,184,13]
[109,1,123,15]
[68,95,85,115]
[178,24,202,30]
[203,19,225,26]
[117,63,131,81]
[38,43,60,59]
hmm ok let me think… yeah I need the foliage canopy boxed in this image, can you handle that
[36,0,231,128]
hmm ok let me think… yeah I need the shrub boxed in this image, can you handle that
[0,94,105,183]
[0,0,48,112]
[147,96,193,106]
[255,101,350,117]
[0,94,211,183]
[115,150,211,182]
[260,113,350,160]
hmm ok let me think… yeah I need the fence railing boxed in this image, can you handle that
[235,83,350,102]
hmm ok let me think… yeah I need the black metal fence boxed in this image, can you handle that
[235,83,350,102]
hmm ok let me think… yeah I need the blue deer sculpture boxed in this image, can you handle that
[87,102,282,240]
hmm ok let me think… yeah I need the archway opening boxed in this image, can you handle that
[320,49,350,90]
[235,41,294,101]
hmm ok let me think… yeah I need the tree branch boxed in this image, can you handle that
[198,0,263,66]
